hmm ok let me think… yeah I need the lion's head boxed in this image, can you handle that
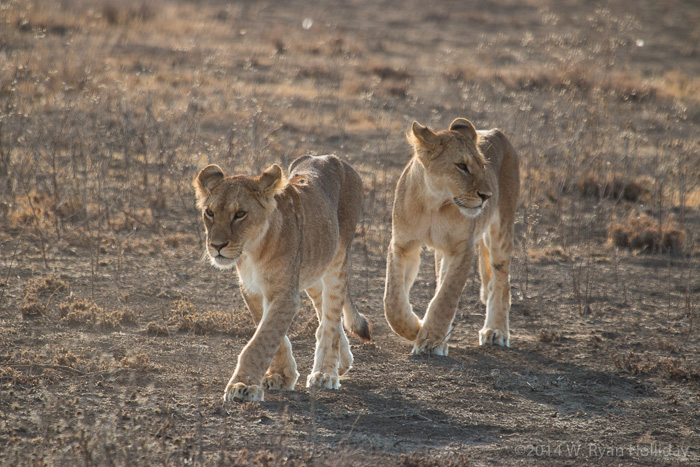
[408,118,493,218]
[193,164,287,269]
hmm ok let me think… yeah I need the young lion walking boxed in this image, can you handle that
[194,155,370,402]
[384,118,520,354]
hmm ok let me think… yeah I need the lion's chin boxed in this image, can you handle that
[458,207,482,218]
[210,254,239,270]
[454,198,484,218]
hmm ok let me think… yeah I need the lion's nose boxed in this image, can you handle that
[210,241,229,252]
[478,192,491,202]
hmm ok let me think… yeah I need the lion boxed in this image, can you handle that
[194,155,371,402]
[384,118,520,354]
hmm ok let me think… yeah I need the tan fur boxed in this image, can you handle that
[384,118,520,354]
[194,155,370,402]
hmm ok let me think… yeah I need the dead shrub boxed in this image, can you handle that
[22,274,68,318]
[609,213,686,254]
[578,175,648,202]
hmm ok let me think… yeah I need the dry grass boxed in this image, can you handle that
[577,175,649,202]
[612,351,699,381]
[59,299,137,329]
[168,299,254,337]
[119,352,158,372]
[609,213,687,254]
[537,329,563,344]
[21,274,68,318]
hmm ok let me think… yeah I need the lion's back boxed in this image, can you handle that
[477,129,520,217]
[290,155,362,247]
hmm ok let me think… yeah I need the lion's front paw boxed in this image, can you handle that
[262,373,297,391]
[306,371,339,390]
[223,382,264,403]
[479,327,510,348]
[412,338,449,356]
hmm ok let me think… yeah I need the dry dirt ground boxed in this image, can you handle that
[1,0,699,465]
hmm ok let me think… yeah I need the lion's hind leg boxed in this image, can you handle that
[307,254,351,390]
[478,221,514,348]
[306,282,352,377]
[478,237,492,306]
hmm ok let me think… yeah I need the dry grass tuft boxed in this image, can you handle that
[655,69,700,103]
[52,348,81,368]
[611,351,657,376]
[609,213,686,254]
[59,299,136,329]
[168,299,254,337]
[538,329,563,344]
[612,351,699,381]
[659,358,700,381]
[0,366,40,386]
[145,321,170,337]
[119,352,157,372]
[22,274,68,318]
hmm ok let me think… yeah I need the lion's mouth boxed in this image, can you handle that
[453,198,483,209]
[453,198,484,215]
[210,251,241,269]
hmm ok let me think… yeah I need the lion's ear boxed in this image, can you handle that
[408,121,441,148]
[408,121,441,163]
[256,164,287,197]
[194,164,224,208]
[449,118,478,141]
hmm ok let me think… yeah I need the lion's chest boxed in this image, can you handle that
[237,259,267,296]
[423,208,492,253]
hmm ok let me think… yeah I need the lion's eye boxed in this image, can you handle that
[204,208,214,218]
[456,163,469,173]
[234,210,247,220]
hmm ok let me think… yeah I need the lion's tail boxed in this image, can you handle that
[342,290,372,343]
